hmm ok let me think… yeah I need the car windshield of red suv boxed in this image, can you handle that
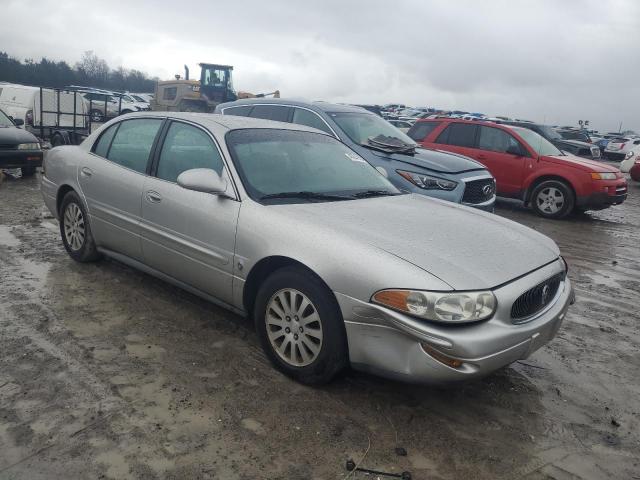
[512,126,564,156]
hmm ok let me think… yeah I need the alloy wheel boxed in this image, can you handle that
[265,288,324,367]
[536,187,565,214]
[63,203,85,251]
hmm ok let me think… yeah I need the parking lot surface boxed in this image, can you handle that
[1,174,639,480]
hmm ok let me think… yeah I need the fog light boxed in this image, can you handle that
[421,343,463,369]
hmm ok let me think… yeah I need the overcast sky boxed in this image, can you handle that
[3,0,638,132]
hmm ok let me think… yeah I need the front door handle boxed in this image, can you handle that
[80,167,93,177]
[146,190,162,203]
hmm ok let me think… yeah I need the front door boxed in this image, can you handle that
[78,118,164,260]
[139,120,240,304]
[475,126,529,197]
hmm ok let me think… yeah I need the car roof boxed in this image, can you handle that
[217,98,370,114]
[119,111,329,135]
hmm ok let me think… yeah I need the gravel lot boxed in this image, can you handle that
[1,172,639,480]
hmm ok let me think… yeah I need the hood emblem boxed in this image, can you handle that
[541,284,551,305]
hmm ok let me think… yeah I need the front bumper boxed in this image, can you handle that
[576,180,628,209]
[0,149,43,169]
[337,259,573,384]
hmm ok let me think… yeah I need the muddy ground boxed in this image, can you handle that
[0,172,638,480]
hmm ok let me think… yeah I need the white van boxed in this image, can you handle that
[0,83,87,131]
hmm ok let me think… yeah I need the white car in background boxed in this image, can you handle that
[604,136,640,161]
[620,145,640,172]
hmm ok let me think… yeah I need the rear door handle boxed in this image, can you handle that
[80,167,93,177]
[146,190,162,203]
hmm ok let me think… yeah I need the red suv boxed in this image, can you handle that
[408,119,627,219]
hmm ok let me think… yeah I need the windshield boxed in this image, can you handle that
[226,129,400,203]
[512,127,563,156]
[330,112,416,147]
[537,125,562,140]
[0,109,14,127]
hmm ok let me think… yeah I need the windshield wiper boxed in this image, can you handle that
[259,191,353,202]
[352,190,399,198]
[363,135,416,154]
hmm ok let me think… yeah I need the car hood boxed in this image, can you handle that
[368,146,486,174]
[0,126,38,145]
[544,154,619,172]
[274,194,560,290]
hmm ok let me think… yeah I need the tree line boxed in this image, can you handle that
[0,50,157,93]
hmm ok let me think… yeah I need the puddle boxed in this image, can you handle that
[0,225,21,247]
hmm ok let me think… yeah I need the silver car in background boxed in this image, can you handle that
[41,113,574,384]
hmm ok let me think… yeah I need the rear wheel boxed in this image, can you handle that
[59,191,101,262]
[90,109,104,123]
[530,180,575,219]
[254,266,348,385]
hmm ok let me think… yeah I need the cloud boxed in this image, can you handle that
[2,0,638,131]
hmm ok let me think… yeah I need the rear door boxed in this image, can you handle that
[248,104,292,123]
[79,118,164,260]
[431,122,479,158]
[140,120,240,304]
[475,125,529,196]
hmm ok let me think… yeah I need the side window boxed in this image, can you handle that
[93,123,119,157]
[163,87,177,101]
[107,119,163,173]
[478,126,521,153]
[223,105,252,117]
[292,108,332,134]
[435,123,477,147]
[156,122,224,183]
[250,105,291,122]
[407,121,441,141]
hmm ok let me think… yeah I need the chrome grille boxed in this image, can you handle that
[462,178,495,204]
[511,272,564,321]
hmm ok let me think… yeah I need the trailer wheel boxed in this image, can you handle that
[90,109,104,123]
[51,133,65,147]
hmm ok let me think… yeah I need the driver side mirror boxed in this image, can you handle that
[177,168,230,197]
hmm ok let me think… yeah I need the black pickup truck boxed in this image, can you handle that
[0,108,43,177]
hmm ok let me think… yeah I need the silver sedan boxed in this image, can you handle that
[41,113,574,384]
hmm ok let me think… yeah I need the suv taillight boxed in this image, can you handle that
[26,110,33,126]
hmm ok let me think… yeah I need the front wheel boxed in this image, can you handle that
[530,180,575,219]
[59,191,101,262]
[254,266,348,385]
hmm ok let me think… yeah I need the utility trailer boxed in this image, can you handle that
[0,83,129,147]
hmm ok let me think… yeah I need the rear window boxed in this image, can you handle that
[436,123,477,147]
[223,105,252,117]
[407,121,440,141]
[249,105,291,123]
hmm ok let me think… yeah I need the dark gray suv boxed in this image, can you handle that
[214,99,496,211]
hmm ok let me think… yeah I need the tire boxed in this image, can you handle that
[254,266,348,385]
[59,191,101,262]
[530,180,575,219]
[21,166,37,177]
[90,109,104,123]
[51,133,65,147]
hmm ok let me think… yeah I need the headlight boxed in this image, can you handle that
[372,289,496,323]
[397,170,458,190]
[590,172,617,180]
[626,151,635,159]
[17,142,40,150]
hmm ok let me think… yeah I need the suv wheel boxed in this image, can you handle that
[254,266,348,385]
[59,191,101,262]
[531,180,575,219]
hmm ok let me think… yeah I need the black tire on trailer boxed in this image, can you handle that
[51,133,65,147]
[254,266,348,385]
[59,191,101,263]
[530,179,575,219]
[21,166,37,177]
